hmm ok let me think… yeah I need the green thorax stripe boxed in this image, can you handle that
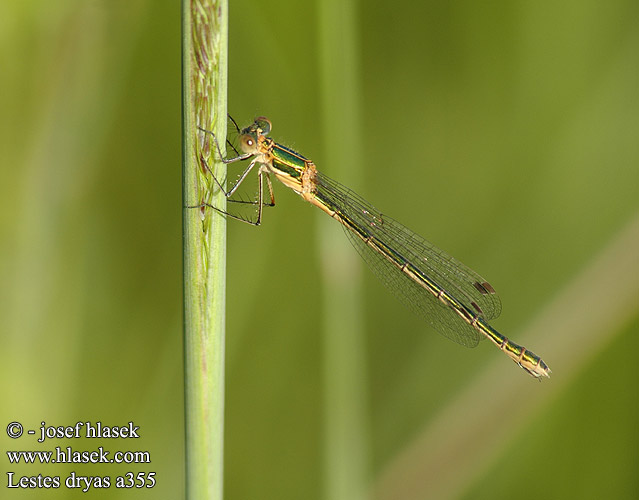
[271,143,308,167]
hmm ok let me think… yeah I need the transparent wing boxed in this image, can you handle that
[315,172,502,348]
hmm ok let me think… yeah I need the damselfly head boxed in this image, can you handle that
[254,116,272,135]
[240,117,271,140]
[239,117,272,154]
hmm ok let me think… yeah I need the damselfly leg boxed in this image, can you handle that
[191,124,275,225]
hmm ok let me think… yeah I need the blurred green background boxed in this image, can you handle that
[1,1,638,499]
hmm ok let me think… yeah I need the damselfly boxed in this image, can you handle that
[196,117,551,379]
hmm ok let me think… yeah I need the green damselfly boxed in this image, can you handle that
[196,117,551,379]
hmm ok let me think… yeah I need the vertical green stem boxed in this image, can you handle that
[183,1,228,499]
[317,1,369,500]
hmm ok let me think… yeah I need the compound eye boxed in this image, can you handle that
[239,134,257,153]
[255,117,271,135]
